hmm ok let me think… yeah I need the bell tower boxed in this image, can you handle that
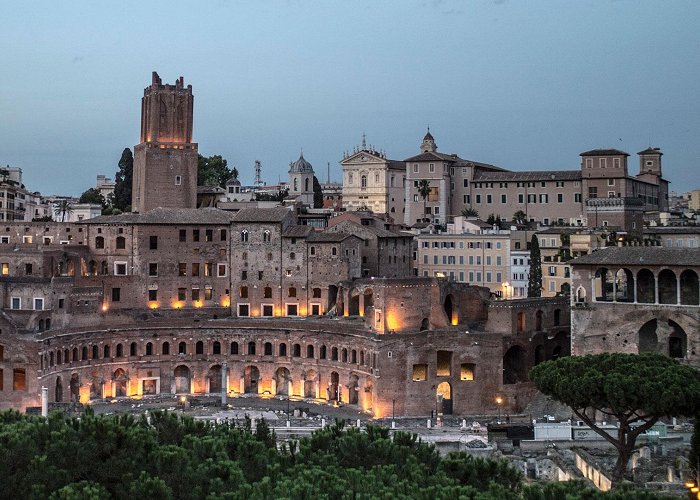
[132,72,198,213]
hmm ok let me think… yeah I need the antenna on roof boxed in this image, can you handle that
[254,160,263,189]
[327,162,330,184]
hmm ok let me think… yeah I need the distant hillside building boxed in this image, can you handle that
[340,138,405,220]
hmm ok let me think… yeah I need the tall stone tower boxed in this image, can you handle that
[132,72,198,213]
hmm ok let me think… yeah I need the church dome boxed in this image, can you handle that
[289,153,314,174]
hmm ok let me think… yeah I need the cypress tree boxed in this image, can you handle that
[527,234,542,297]
[113,148,133,212]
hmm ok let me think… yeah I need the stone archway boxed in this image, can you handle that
[55,376,63,402]
[328,371,340,401]
[436,381,452,415]
[348,374,359,405]
[174,365,190,394]
[304,369,318,398]
[244,365,260,394]
[638,319,659,353]
[208,365,222,394]
[275,367,291,396]
[364,377,374,413]
[444,294,456,325]
[69,373,80,402]
[503,346,527,384]
[114,368,128,397]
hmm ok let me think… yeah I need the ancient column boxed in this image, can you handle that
[221,362,228,405]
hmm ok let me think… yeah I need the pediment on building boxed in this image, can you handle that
[341,150,386,166]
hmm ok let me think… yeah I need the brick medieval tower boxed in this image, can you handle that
[132,72,198,213]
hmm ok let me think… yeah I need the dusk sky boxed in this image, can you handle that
[2,0,699,197]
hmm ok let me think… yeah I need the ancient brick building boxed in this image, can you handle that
[0,72,572,416]
[569,246,699,366]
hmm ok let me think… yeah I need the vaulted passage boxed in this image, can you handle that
[174,365,190,394]
[244,365,260,394]
[208,365,222,394]
[680,270,699,305]
[503,346,527,384]
[436,382,452,415]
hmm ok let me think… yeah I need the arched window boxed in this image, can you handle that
[100,261,108,275]
[241,230,249,243]
[239,286,248,298]
[517,312,526,332]
[294,178,298,191]
[178,342,187,355]
[95,236,104,249]
[115,344,123,357]
[290,252,295,260]
[307,345,314,358]
[92,345,99,359]
[320,345,327,359]
[88,261,97,275]
[103,345,110,358]
[361,175,367,188]
[196,341,204,355]
[230,342,239,355]
[264,342,272,356]
[305,178,310,192]
[248,341,256,355]
[116,236,126,249]
[360,351,365,365]
[279,343,287,356]
[293,344,301,357]
[213,341,221,355]
[331,347,338,361]
[162,342,170,355]
[142,342,151,356]
[263,230,271,243]
[535,310,543,331]
[351,349,357,364]
[130,342,137,356]
[553,309,561,326]
[341,348,348,363]
[72,347,78,362]
[332,247,337,256]
[57,350,62,365]
[82,346,88,360]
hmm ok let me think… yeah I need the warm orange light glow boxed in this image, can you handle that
[385,312,400,332]
[101,303,108,312]
[221,297,231,308]
[299,306,307,316]
[686,482,697,489]
[451,317,458,326]
[193,300,203,308]
[495,396,504,406]
[148,302,159,310]
[171,301,183,309]
[79,386,90,405]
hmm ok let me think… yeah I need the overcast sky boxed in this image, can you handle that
[2,0,699,196]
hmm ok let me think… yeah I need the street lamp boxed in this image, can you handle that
[495,395,503,423]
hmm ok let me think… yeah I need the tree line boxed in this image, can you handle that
[0,409,675,499]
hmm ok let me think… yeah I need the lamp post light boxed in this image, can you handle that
[495,395,503,423]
